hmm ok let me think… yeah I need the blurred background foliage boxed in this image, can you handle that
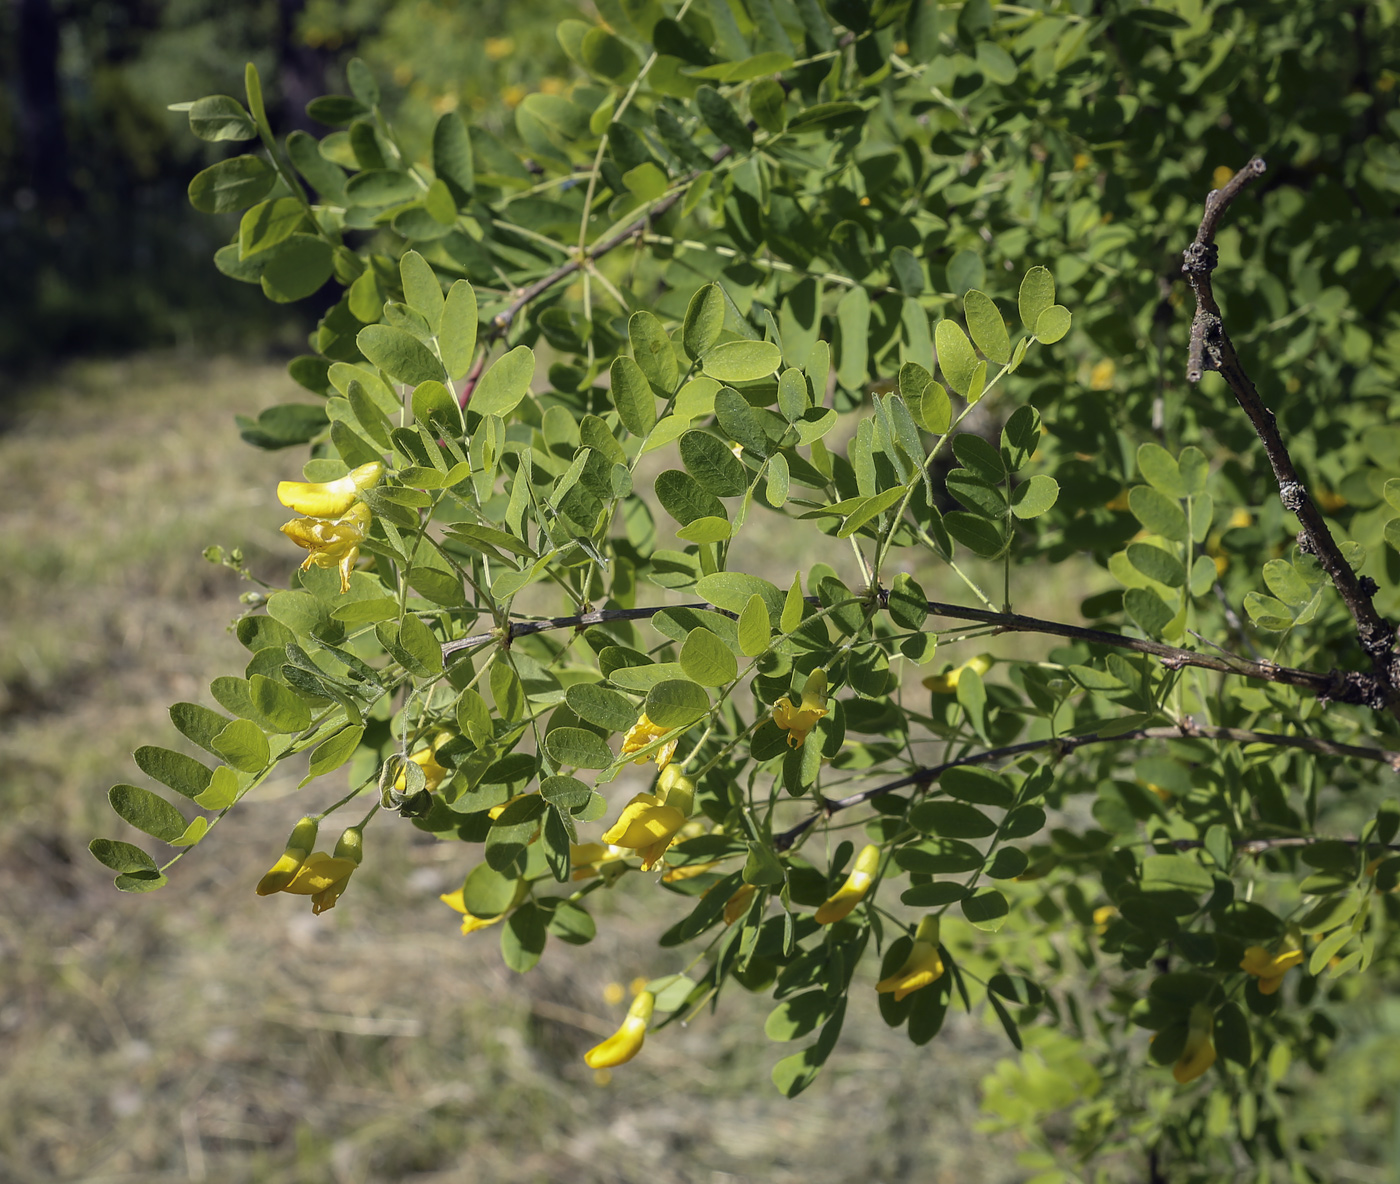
[0,0,575,368]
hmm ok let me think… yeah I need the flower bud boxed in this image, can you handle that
[254,816,319,895]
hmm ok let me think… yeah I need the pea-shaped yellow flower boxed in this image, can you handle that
[277,461,384,518]
[602,769,694,873]
[1240,943,1304,995]
[584,990,654,1069]
[1173,1003,1217,1084]
[279,826,364,915]
[255,815,320,895]
[773,669,828,749]
[876,916,944,1001]
[724,883,758,925]
[922,653,993,694]
[281,501,371,594]
[619,712,677,768]
[815,843,881,924]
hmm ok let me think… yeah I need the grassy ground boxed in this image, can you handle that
[0,353,1046,1184]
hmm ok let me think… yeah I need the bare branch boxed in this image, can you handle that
[772,722,1400,850]
[1182,156,1399,710]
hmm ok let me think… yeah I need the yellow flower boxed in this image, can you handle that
[1240,943,1304,995]
[484,36,515,60]
[1173,1003,1217,1084]
[277,461,384,518]
[723,883,758,925]
[1212,164,1235,190]
[279,826,364,915]
[876,916,944,1001]
[619,712,678,768]
[394,735,453,793]
[570,841,630,881]
[281,501,371,594]
[1093,905,1118,935]
[773,669,828,749]
[815,843,880,924]
[255,815,319,895]
[584,990,654,1069]
[922,654,993,694]
[1089,359,1116,390]
[600,769,694,872]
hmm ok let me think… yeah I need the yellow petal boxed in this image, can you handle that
[815,844,880,924]
[583,991,654,1068]
[875,940,944,1000]
[256,848,309,895]
[282,852,357,894]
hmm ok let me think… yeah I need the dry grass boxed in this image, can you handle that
[0,354,1032,1184]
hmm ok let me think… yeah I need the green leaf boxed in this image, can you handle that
[697,572,784,620]
[681,628,739,687]
[1035,305,1072,344]
[544,727,614,770]
[411,379,464,437]
[470,345,534,418]
[888,572,928,630]
[934,319,978,397]
[188,154,276,213]
[461,862,519,918]
[1127,542,1185,587]
[749,76,788,132]
[432,110,474,202]
[765,451,790,506]
[695,85,753,150]
[195,767,240,811]
[613,355,657,437]
[398,613,445,676]
[944,511,1004,557]
[344,168,420,206]
[1137,442,1186,498]
[1010,475,1059,519]
[683,284,725,358]
[629,310,679,393]
[305,724,365,782]
[109,785,188,844]
[644,679,711,728]
[90,838,158,874]
[701,340,783,383]
[909,800,997,839]
[837,486,908,538]
[582,26,641,81]
[681,429,749,496]
[1128,486,1188,541]
[1124,587,1176,637]
[239,197,306,259]
[963,290,1011,364]
[400,250,445,332]
[656,470,726,525]
[565,684,638,734]
[836,287,871,389]
[212,719,270,774]
[1018,266,1054,332]
[676,515,731,543]
[188,95,257,141]
[358,325,447,386]
[1142,854,1213,894]
[250,674,312,733]
[169,703,231,756]
[259,233,334,303]
[738,593,772,656]
[134,745,213,799]
[1263,559,1314,608]
[961,888,1010,931]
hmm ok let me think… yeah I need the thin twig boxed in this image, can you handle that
[772,721,1400,850]
[1182,156,1399,709]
